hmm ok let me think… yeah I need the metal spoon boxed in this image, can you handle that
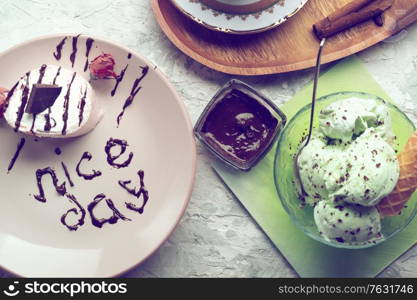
[305,37,326,147]
[295,38,326,196]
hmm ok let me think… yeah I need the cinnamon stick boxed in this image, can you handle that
[323,0,376,23]
[313,0,394,39]
[373,14,384,26]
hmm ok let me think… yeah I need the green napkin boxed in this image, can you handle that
[212,56,417,278]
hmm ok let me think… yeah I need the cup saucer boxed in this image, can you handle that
[170,0,309,34]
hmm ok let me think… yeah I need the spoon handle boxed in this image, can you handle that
[305,38,326,146]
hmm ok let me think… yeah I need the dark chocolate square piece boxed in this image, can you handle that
[25,84,62,114]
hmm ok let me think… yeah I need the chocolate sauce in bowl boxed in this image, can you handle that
[104,138,133,168]
[60,193,85,231]
[111,64,128,97]
[87,193,131,228]
[7,137,25,173]
[118,170,149,214]
[84,38,94,72]
[116,66,149,126]
[33,167,66,202]
[53,37,67,61]
[61,72,77,135]
[69,34,80,68]
[61,161,74,187]
[201,89,278,164]
[76,151,102,180]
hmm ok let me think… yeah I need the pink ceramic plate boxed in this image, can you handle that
[0,34,196,277]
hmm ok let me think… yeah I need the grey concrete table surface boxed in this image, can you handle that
[0,0,416,278]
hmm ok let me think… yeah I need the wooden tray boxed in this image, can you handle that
[152,0,417,75]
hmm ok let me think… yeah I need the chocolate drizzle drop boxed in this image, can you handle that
[14,73,30,132]
[119,170,149,214]
[53,37,67,61]
[84,38,94,72]
[87,193,131,228]
[43,112,52,131]
[53,66,61,85]
[55,147,62,155]
[7,138,26,173]
[30,117,36,134]
[78,87,87,126]
[111,64,128,97]
[61,161,74,187]
[76,151,102,180]
[60,194,86,231]
[44,67,61,131]
[70,34,80,68]
[61,72,77,135]
[104,138,134,169]
[30,64,47,134]
[37,64,47,84]
[2,81,19,113]
[33,167,66,202]
[116,66,149,126]
[44,115,57,131]
[127,53,132,59]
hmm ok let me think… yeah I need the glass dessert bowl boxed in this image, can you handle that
[274,91,417,249]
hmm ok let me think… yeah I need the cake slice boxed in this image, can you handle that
[3,64,103,138]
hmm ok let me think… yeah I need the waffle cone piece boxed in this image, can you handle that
[377,131,417,217]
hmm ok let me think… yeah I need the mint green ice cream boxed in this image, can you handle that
[314,200,382,245]
[319,97,395,143]
[296,97,400,245]
[297,98,399,207]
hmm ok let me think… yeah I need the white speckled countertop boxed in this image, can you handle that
[0,0,416,278]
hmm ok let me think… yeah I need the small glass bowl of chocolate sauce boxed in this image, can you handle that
[194,79,286,171]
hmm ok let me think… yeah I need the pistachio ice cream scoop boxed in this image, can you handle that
[296,97,400,245]
[314,200,382,245]
[318,97,395,143]
[297,98,399,207]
